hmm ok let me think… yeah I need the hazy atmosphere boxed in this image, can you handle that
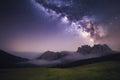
[1,1,120,80]
[0,0,120,58]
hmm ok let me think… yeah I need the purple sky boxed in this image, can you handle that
[0,0,120,58]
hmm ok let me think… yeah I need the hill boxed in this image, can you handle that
[36,51,69,60]
[0,50,28,68]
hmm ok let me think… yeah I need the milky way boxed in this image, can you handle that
[34,0,107,44]
[0,0,120,58]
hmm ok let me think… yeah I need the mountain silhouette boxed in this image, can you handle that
[36,51,69,61]
[0,50,28,68]
[0,44,119,68]
[77,44,112,54]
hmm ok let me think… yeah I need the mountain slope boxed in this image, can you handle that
[37,51,69,60]
[0,50,28,67]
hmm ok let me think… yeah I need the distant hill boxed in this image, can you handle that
[0,50,28,68]
[36,51,69,61]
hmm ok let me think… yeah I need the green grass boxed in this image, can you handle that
[0,61,120,80]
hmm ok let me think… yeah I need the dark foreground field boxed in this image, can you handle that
[0,61,120,80]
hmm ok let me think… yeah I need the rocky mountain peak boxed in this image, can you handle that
[77,44,112,54]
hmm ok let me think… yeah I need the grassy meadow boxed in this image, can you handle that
[0,61,120,80]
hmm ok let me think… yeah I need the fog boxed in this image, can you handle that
[21,52,110,67]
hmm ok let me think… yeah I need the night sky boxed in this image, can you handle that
[0,0,120,57]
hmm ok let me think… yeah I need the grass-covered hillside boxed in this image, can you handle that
[0,61,120,80]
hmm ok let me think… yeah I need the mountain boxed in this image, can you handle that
[36,51,69,61]
[1,44,117,68]
[77,44,112,54]
[31,44,118,68]
[0,50,28,68]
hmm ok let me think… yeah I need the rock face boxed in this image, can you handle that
[91,44,112,54]
[77,45,91,54]
[37,51,69,61]
[77,44,112,54]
